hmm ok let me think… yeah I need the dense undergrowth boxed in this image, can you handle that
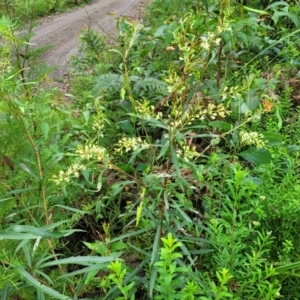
[1,0,300,299]
[0,0,91,20]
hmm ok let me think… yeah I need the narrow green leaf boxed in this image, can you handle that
[34,270,54,286]
[16,267,72,300]
[150,224,161,267]
[157,140,169,160]
[275,261,300,273]
[39,256,116,268]
[275,106,282,130]
[35,253,59,270]
[170,203,192,223]
[57,264,107,280]
[108,227,154,244]
[3,225,84,239]
[53,205,87,215]
[1,282,9,300]
[243,6,269,15]
[19,163,39,180]
[85,268,100,285]
[127,243,149,257]
[170,144,180,176]
[136,201,143,227]
[149,269,158,299]
[37,290,46,300]
[21,243,32,268]
[266,1,289,10]
[0,198,13,203]
[0,232,39,240]
[189,249,214,255]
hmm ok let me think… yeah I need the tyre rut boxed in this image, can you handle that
[30,0,150,81]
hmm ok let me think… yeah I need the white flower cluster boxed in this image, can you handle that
[200,32,221,51]
[92,119,104,136]
[136,99,156,120]
[239,130,266,149]
[115,137,150,154]
[76,144,106,161]
[203,103,228,120]
[52,163,85,185]
[176,145,200,162]
[184,102,229,123]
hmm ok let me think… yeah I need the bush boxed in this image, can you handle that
[1,0,300,299]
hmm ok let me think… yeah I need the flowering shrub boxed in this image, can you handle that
[1,0,300,299]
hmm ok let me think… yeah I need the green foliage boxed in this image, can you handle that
[1,0,300,299]
[1,0,92,20]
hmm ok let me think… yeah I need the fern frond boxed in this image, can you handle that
[93,73,169,100]
[131,76,168,97]
[93,73,124,96]
[0,16,18,42]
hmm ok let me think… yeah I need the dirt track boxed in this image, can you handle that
[30,0,150,81]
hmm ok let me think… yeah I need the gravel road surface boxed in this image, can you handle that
[30,0,150,81]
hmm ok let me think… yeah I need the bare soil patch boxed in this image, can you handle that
[30,0,152,83]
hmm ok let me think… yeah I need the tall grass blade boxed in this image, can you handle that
[16,267,72,300]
